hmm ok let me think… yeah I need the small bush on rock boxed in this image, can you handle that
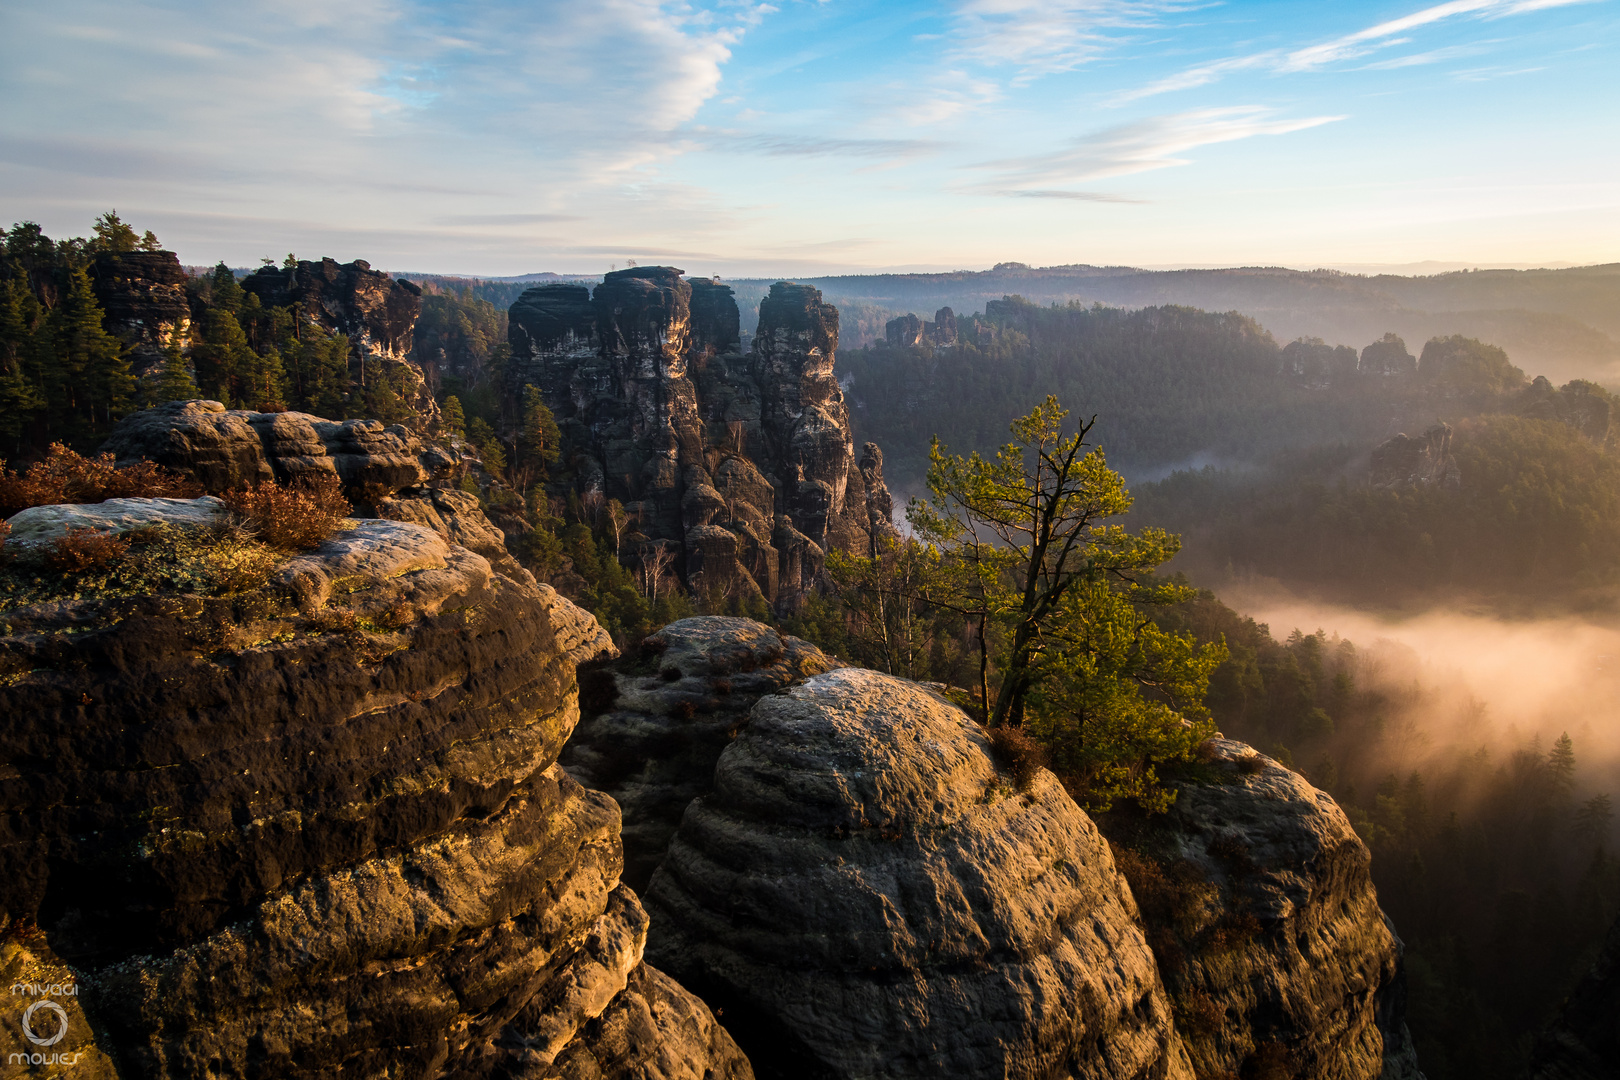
[989,725,1049,792]
[45,528,131,572]
[222,474,350,551]
[0,444,204,514]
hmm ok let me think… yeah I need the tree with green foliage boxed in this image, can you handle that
[910,396,1225,809]
[41,266,133,434]
[440,394,466,439]
[191,308,256,405]
[466,416,506,475]
[150,343,200,404]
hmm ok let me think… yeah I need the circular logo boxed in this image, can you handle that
[22,1000,68,1047]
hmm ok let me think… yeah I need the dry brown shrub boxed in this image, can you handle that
[1195,739,1223,763]
[45,528,131,572]
[989,724,1049,792]
[307,607,359,633]
[1237,754,1267,775]
[222,474,351,551]
[0,444,203,514]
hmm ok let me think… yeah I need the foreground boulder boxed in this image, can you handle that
[643,667,1191,1080]
[559,616,839,891]
[1104,738,1422,1080]
[0,507,749,1079]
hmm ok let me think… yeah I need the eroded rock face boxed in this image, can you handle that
[102,399,452,496]
[1106,738,1421,1080]
[242,257,433,423]
[89,251,193,378]
[508,270,897,611]
[3,495,226,548]
[0,517,748,1079]
[1370,423,1459,490]
[559,616,839,892]
[643,667,1192,1080]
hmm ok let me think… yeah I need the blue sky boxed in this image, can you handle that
[2,0,1616,275]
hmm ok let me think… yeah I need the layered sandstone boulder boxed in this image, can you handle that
[559,617,839,891]
[508,270,898,611]
[0,505,749,1079]
[1106,738,1422,1080]
[643,667,1192,1080]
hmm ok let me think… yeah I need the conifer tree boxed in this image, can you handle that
[151,342,200,404]
[40,266,132,433]
[441,394,466,439]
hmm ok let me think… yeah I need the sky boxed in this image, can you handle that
[1,0,1617,276]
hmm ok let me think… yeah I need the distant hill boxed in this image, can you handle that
[724,263,1620,385]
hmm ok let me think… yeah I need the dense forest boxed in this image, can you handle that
[0,215,427,455]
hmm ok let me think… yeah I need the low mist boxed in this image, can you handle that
[1222,582,1620,836]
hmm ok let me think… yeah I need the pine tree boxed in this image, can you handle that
[40,266,132,433]
[88,210,141,254]
[191,308,254,405]
[150,343,200,404]
[209,262,245,313]
[441,394,466,439]
[521,384,561,472]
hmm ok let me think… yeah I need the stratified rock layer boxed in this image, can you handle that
[0,514,748,1079]
[508,270,897,610]
[644,667,1192,1080]
[1109,738,1421,1080]
[559,616,839,892]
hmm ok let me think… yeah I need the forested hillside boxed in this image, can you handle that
[736,262,1620,382]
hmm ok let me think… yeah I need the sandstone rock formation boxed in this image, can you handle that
[507,268,898,610]
[883,306,958,348]
[643,667,1193,1080]
[89,251,193,378]
[559,616,839,891]
[1106,738,1422,1080]
[1282,336,1360,388]
[242,257,433,424]
[1370,423,1460,490]
[1531,908,1620,1080]
[103,399,449,495]
[0,498,750,1079]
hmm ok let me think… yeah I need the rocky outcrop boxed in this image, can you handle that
[1531,908,1620,1080]
[1370,423,1459,490]
[559,617,839,891]
[3,495,226,547]
[102,399,455,496]
[242,258,433,424]
[1105,738,1421,1080]
[0,499,749,1078]
[89,251,193,378]
[508,269,898,611]
[883,307,957,349]
[643,667,1192,1080]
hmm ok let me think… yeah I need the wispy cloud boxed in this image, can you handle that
[974,106,1345,192]
[997,189,1147,202]
[704,133,946,161]
[1116,0,1594,100]
[947,0,1188,79]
